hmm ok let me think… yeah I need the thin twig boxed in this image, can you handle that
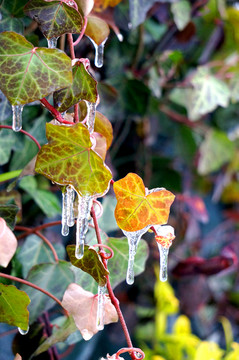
[0,125,41,150]
[73,17,88,46]
[35,230,59,263]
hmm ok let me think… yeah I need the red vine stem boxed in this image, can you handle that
[116,347,145,359]
[67,33,79,123]
[40,98,74,125]
[35,230,59,263]
[0,125,41,150]
[0,273,64,310]
[91,244,114,260]
[91,206,138,360]
[73,16,88,46]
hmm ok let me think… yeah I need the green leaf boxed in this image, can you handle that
[187,67,230,121]
[35,123,112,197]
[0,7,24,33]
[17,234,66,278]
[0,90,11,121]
[198,129,235,175]
[171,0,191,31]
[19,176,61,218]
[53,60,98,112]
[0,32,72,105]
[24,0,83,39]
[2,0,27,17]
[124,79,150,115]
[20,261,74,323]
[0,129,18,166]
[0,204,18,230]
[98,195,118,233]
[0,284,30,330]
[67,245,109,286]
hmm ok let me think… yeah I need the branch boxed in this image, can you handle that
[159,105,196,128]
[40,98,74,125]
[0,125,41,150]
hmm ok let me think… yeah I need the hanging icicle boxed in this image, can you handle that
[12,105,24,132]
[61,189,69,236]
[96,284,106,330]
[18,326,29,335]
[122,226,150,285]
[89,37,108,68]
[47,37,59,48]
[67,185,75,227]
[86,101,96,134]
[153,225,175,282]
[75,195,92,259]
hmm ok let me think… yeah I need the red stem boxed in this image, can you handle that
[0,125,41,150]
[73,17,88,46]
[91,206,138,360]
[116,347,145,359]
[35,230,59,263]
[40,98,74,125]
[67,34,75,60]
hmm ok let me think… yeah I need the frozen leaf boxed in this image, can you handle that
[53,60,97,112]
[187,67,230,121]
[94,111,113,150]
[85,15,110,45]
[0,204,18,230]
[76,0,94,16]
[35,123,112,197]
[0,218,17,267]
[0,284,30,330]
[171,1,191,31]
[198,129,235,175]
[62,283,118,340]
[113,173,175,232]
[0,32,72,105]
[93,133,107,160]
[67,244,109,286]
[24,0,83,39]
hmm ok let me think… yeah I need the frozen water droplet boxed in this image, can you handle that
[61,190,69,236]
[86,101,96,134]
[75,195,92,259]
[18,326,29,335]
[89,37,107,68]
[123,226,150,285]
[12,105,24,132]
[96,285,106,330]
[47,37,58,48]
[117,33,124,42]
[61,111,66,119]
[67,185,75,227]
[157,244,169,282]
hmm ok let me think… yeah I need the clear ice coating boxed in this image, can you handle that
[75,195,92,259]
[86,101,96,134]
[123,226,150,285]
[61,190,69,236]
[96,285,106,330]
[12,105,24,132]
[89,37,108,68]
[18,326,29,335]
[67,185,75,227]
[47,37,58,48]
[157,244,169,282]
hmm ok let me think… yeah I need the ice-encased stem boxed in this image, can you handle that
[158,244,169,282]
[12,105,24,132]
[86,102,96,134]
[96,285,106,330]
[18,326,29,335]
[47,37,58,48]
[67,185,75,227]
[89,37,108,68]
[75,195,92,259]
[61,190,69,236]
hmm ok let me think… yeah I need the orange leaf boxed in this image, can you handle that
[94,0,122,12]
[113,173,175,232]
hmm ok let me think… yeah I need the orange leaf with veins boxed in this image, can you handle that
[113,173,175,232]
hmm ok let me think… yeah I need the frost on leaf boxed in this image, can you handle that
[62,283,118,340]
[0,217,17,267]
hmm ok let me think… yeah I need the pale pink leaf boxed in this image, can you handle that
[14,355,22,360]
[0,218,17,268]
[62,283,118,340]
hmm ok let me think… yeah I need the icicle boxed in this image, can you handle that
[86,102,96,133]
[96,285,106,330]
[61,111,66,119]
[61,190,69,236]
[47,37,58,48]
[117,33,124,42]
[75,195,92,259]
[89,37,108,68]
[18,326,29,335]
[12,105,24,132]
[123,226,150,285]
[158,244,169,282]
[67,185,75,227]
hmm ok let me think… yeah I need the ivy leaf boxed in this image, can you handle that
[171,0,191,31]
[24,0,83,39]
[53,60,98,112]
[2,0,27,17]
[35,123,112,197]
[0,284,30,330]
[0,90,11,121]
[198,129,235,175]
[113,173,175,232]
[0,32,72,105]
[85,15,110,45]
[76,0,94,16]
[0,7,24,33]
[67,244,109,286]
[93,133,107,160]
[0,217,17,267]
[129,0,158,29]
[0,204,18,230]
[93,0,122,12]
[62,283,118,340]
[187,67,230,121]
[94,112,113,150]
[20,261,74,323]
